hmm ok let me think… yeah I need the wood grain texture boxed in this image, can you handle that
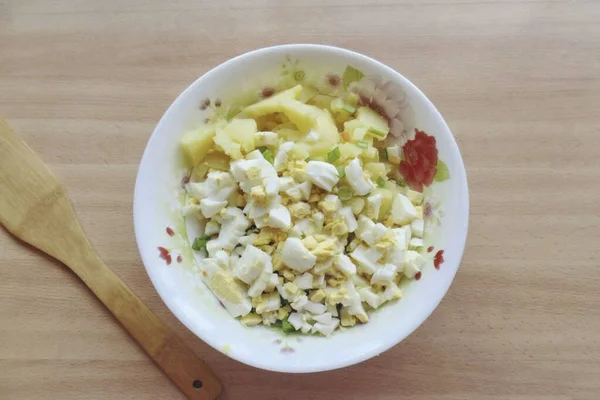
[1,0,599,399]
[0,120,222,399]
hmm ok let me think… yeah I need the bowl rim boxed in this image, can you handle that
[134,43,469,373]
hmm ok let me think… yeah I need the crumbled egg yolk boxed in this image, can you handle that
[311,239,338,259]
[289,202,312,219]
[250,185,268,206]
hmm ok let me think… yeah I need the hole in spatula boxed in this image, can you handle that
[192,379,203,390]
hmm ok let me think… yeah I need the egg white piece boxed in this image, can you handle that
[306,161,340,191]
[345,158,374,196]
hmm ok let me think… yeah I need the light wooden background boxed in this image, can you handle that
[1,1,599,399]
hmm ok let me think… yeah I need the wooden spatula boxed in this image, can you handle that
[0,118,222,399]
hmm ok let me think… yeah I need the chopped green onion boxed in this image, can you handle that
[396,179,407,187]
[282,319,296,334]
[379,148,388,162]
[327,147,341,163]
[305,156,311,162]
[192,235,210,251]
[342,104,357,114]
[336,165,346,178]
[256,146,268,153]
[368,128,386,138]
[338,186,354,201]
[300,232,307,239]
[262,149,274,164]
[376,176,386,188]
[357,140,368,149]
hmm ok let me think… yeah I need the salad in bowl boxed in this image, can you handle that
[134,45,468,372]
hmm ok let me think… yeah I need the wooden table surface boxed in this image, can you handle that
[1,1,599,399]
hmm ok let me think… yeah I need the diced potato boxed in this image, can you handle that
[373,188,394,220]
[181,125,216,166]
[343,119,365,135]
[203,151,231,171]
[348,197,365,215]
[365,163,387,179]
[334,111,354,126]
[362,146,379,162]
[346,92,360,107]
[191,163,209,181]
[330,98,345,113]
[244,86,340,156]
[406,189,425,205]
[223,119,257,153]
[255,113,288,131]
[298,85,318,103]
[339,143,362,160]
[243,85,302,117]
[276,128,304,142]
[384,180,401,193]
[357,107,390,139]
[288,143,310,160]
[280,100,323,133]
[309,112,339,154]
[351,127,368,142]
[214,125,242,160]
[308,94,335,112]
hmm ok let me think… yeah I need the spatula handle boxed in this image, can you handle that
[0,119,222,399]
[74,250,223,400]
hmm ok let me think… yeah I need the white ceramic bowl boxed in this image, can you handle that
[134,44,469,373]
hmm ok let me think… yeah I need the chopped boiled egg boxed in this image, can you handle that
[206,207,250,256]
[230,156,279,196]
[338,207,358,233]
[199,198,227,218]
[278,176,295,192]
[411,219,424,237]
[350,244,383,274]
[255,131,278,147]
[293,272,314,289]
[359,287,383,309]
[281,237,317,272]
[306,161,340,191]
[248,269,274,298]
[234,245,272,284]
[386,146,402,164]
[201,259,252,317]
[319,194,342,215]
[370,264,397,285]
[391,193,419,225]
[268,205,291,230]
[204,220,220,236]
[274,142,294,171]
[286,181,312,201]
[403,250,426,278]
[366,193,382,220]
[345,158,374,196]
[356,215,387,245]
[334,254,357,276]
[409,237,424,250]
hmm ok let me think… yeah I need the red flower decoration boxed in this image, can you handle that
[434,250,445,269]
[398,129,438,192]
[158,247,172,265]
